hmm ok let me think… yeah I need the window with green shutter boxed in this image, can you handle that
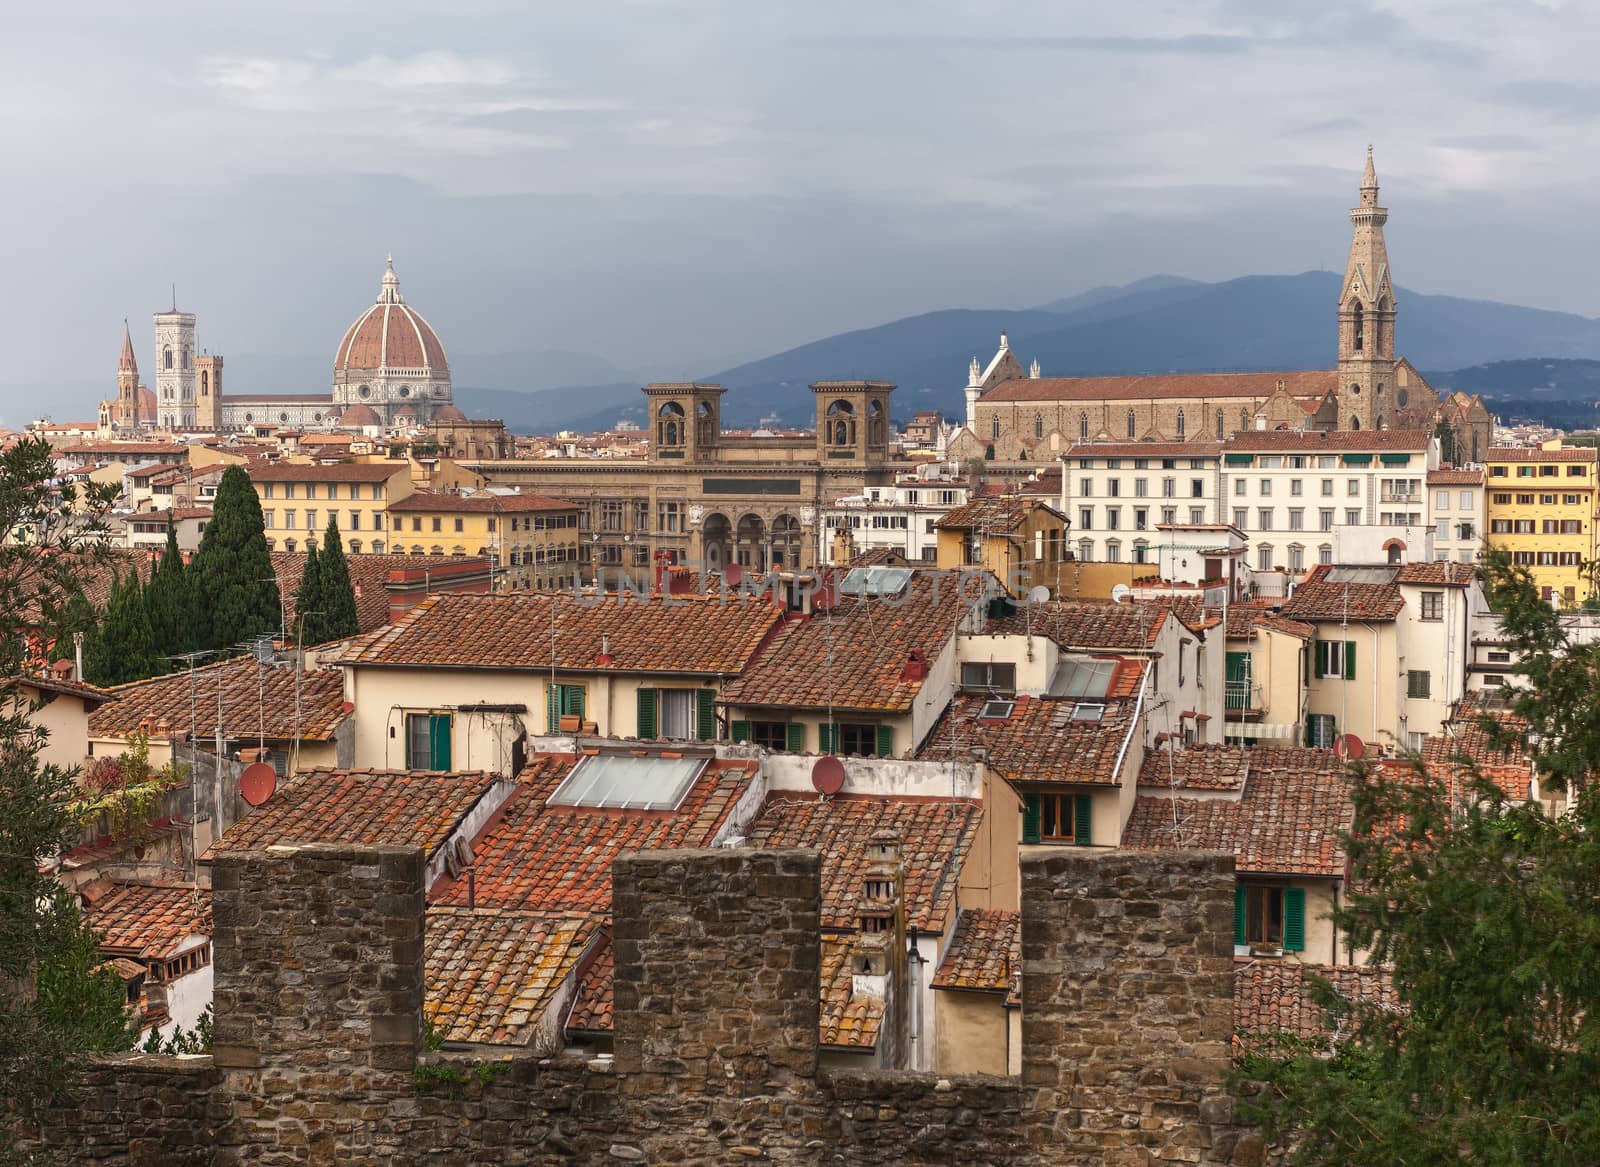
[1343,640,1356,681]
[696,689,717,741]
[1283,887,1306,952]
[1234,885,1246,946]
[636,688,658,738]
[1022,793,1042,844]
[818,722,837,753]
[429,714,451,770]
[1406,669,1430,699]
[406,712,452,769]
[875,725,894,758]
[785,722,805,752]
[548,683,586,731]
[730,720,751,743]
[1074,794,1092,846]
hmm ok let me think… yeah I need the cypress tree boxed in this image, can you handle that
[89,573,161,685]
[188,465,280,652]
[314,517,359,642]
[293,542,322,646]
[142,522,190,658]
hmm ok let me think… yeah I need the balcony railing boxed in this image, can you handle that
[1225,680,1263,715]
[1380,491,1420,505]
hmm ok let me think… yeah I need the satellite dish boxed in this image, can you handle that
[1111,584,1131,605]
[239,762,277,807]
[811,755,845,797]
[1334,733,1366,761]
[1026,584,1050,606]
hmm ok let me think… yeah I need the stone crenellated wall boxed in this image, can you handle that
[22,843,1272,1166]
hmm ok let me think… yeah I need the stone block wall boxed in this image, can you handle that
[23,844,1271,1166]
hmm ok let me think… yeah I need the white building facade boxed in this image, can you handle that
[1059,442,1224,566]
[823,467,971,564]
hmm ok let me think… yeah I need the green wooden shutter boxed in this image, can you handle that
[730,719,750,743]
[429,713,452,770]
[566,685,586,719]
[547,685,560,732]
[1344,641,1357,681]
[1021,793,1042,845]
[1073,794,1092,846]
[875,725,894,758]
[696,689,717,741]
[1284,887,1306,951]
[636,688,658,739]
[819,722,836,754]
[1234,886,1246,946]
[785,722,805,752]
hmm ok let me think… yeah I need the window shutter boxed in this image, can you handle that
[695,689,717,741]
[1022,793,1042,845]
[429,713,452,771]
[1073,794,1092,846]
[818,722,836,754]
[547,685,560,732]
[1284,887,1306,951]
[1234,885,1246,946]
[785,722,805,752]
[1344,641,1356,681]
[636,688,658,739]
[875,724,894,758]
[567,685,586,720]
[730,720,750,743]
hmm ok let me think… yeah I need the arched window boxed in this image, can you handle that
[163,347,173,370]
[656,401,685,449]
[1351,416,1361,431]
[869,398,886,445]
[1176,408,1186,439]
[991,415,1000,439]
[1127,409,1137,439]
[1376,415,1385,430]
[984,444,996,460]
[1352,302,1364,352]
[200,371,209,396]
[1034,413,1043,439]
[1240,408,1249,432]
[1215,410,1224,439]
[1397,387,1409,408]
[1079,413,1088,442]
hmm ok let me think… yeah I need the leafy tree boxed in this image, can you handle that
[292,541,323,645]
[87,573,162,686]
[312,517,359,643]
[42,589,99,676]
[142,522,190,659]
[0,439,131,1160]
[34,893,140,1053]
[1433,416,1458,466]
[188,465,280,652]
[1242,547,1600,1165]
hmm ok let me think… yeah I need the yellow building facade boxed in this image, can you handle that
[386,490,582,591]
[1484,442,1598,605]
[250,462,415,555]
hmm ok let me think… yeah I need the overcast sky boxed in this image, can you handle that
[6,0,1600,413]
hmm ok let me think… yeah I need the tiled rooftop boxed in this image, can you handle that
[424,908,595,1046]
[1485,445,1597,463]
[1063,441,1223,459]
[1136,745,1251,792]
[982,370,1336,404]
[1426,469,1483,486]
[934,495,1047,533]
[819,934,886,1050]
[1122,753,1353,877]
[918,690,1143,787]
[1280,564,1405,622]
[1393,561,1475,587]
[203,768,500,861]
[564,943,614,1034]
[271,551,489,635]
[89,655,348,742]
[1217,604,1314,641]
[984,600,1172,651]
[1222,428,1430,452]
[388,491,580,514]
[931,908,1020,1006]
[1417,691,1533,801]
[721,571,967,713]
[1234,959,1398,1049]
[247,462,411,483]
[347,591,783,675]
[746,792,980,933]
[87,882,211,961]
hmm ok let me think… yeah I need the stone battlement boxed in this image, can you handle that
[23,843,1269,1165]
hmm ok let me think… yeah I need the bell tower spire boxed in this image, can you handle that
[1336,146,1396,431]
[116,320,142,428]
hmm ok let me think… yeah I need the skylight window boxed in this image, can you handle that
[838,566,913,598]
[1070,702,1107,722]
[546,754,707,812]
[977,699,1015,721]
[1048,658,1117,700]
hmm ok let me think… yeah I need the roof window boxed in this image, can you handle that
[546,753,707,812]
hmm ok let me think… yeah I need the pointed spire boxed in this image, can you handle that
[1361,144,1377,191]
[968,356,981,384]
[379,256,403,304]
[1029,359,1041,379]
[119,320,138,374]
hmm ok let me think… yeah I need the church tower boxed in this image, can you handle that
[155,300,197,430]
[1335,147,1396,431]
[195,353,223,430]
[116,322,142,428]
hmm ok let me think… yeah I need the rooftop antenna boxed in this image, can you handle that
[171,284,177,312]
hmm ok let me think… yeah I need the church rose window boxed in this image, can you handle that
[359,385,370,398]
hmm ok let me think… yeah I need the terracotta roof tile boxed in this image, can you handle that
[564,942,614,1033]
[983,370,1337,404]
[19,672,114,708]
[349,591,782,675]
[746,792,979,933]
[1217,604,1315,640]
[1417,691,1533,801]
[203,768,501,860]
[89,655,347,742]
[387,491,580,514]
[247,462,411,484]
[1393,561,1475,587]
[721,572,966,713]
[1427,469,1483,486]
[424,908,594,1046]
[985,599,1170,650]
[271,551,489,635]
[1122,751,1353,877]
[1234,959,1398,1049]
[931,908,1020,1006]
[87,882,211,960]
[819,934,886,1049]
[1222,429,1430,452]
[1064,441,1223,459]
[1136,744,1251,792]
[918,691,1142,787]
[1280,564,1405,622]
[1486,445,1597,463]
[935,495,1055,533]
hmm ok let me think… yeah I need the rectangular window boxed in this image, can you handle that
[1456,522,1475,540]
[1541,466,1558,477]
[454,517,465,533]
[1320,478,1334,496]
[1315,639,1356,679]
[1493,493,1511,504]
[1257,508,1273,531]
[1021,791,1091,845]
[1259,456,1282,469]
[1191,479,1204,498]
[1233,508,1248,530]
[1569,464,1588,477]
[1541,494,1557,506]
[1079,508,1093,531]
[822,721,891,757]
[1163,478,1177,498]
[1436,490,1450,511]
[547,683,587,731]
[1346,508,1361,525]
[961,661,1017,695]
[264,510,276,529]
[1259,479,1272,496]
[746,720,797,751]
[1319,508,1334,531]
[1518,466,1535,478]
[263,484,275,499]
[1235,884,1305,952]
[1459,491,1473,510]
[1080,478,1093,497]
[1134,478,1147,498]
[1307,714,1336,748]
[1516,494,1534,505]
[1135,508,1148,531]
[350,510,361,530]
[1514,520,1535,534]
[1288,508,1304,531]
[405,712,452,770]
[306,509,317,531]
[1562,520,1583,534]
[1105,508,1120,531]
[1407,669,1431,699]
[1189,507,1204,524]
[1347,479,1361,496]
[284,508,296,529]
[1489,466,1507,477]
[1234,479,1247,496]
[1564,494,1582,506]
[1290,479,1303,496]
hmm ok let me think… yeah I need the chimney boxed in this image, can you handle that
[898,650,928,683]
[850,829,910,1065]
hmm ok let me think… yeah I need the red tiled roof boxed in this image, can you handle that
[1222,429,1430,452]
[247,462,411,484]
[564,942,614,1034]
[335,300,448,373]
[17,672,114,708]
[203,768,501,861]
[1427,469,1483,486]
[1234,959,1398,1048]
[1137,745,1251,792]
[387,491,580,514]
[89,655,347,742]
[424,908,594,1046]
[819,934,885,1050]
[721,572,967,713]
[1393,561,1475,587]
[347,591,783,675]
[1417,692,1533,802]
[935,495,1060,533]
[931,908,1020,1006]
[918,691,1143,787]
[1218,604,1315,640]
[983,370,1337,404]
[985,600,1171,651]
[745,792,979,933]
[1121,754,1353,877]
[1064,441,1223,459]
[1280,564,1404,622]
[87,882,211,960]
[271,550,488,635]
[1485,445,1597,463]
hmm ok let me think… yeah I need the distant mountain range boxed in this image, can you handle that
[455,272,1600,433]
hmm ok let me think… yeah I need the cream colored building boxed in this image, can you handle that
[248,461,414,554]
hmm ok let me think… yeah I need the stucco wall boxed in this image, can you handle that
[934,990,1010,1076]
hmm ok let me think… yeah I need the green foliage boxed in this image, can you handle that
[139,1004,212,1055]
[311,518,359,643]
[86,572,162,686]
[42,589,98,675]
[411,1055,508,1095]
[292,542,322,644]
[1243,547,1600,1165]
[1432,416,1458,466]
[35,894,140,1053]
[142,522,191,659]
[188,465,280,652]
